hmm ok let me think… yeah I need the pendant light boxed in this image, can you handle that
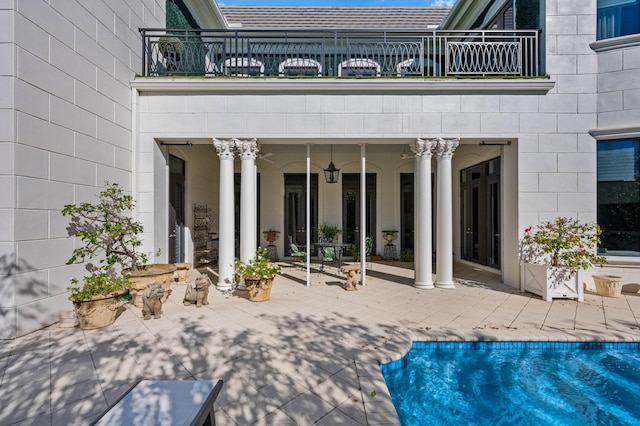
[324,145,340,184]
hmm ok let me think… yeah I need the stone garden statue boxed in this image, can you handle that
[183,275,211,308]
[142,282,164,320]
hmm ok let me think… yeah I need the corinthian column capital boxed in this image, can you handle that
[213,139,235,160]
[412,138,438,158]
[433,138,460,159]
[235,138,258,160]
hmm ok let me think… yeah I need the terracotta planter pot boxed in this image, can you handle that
[244,277,274,302]
[126,264,177,308]
[71,293,122,330]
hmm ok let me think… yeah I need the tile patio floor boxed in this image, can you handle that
[2,261,640,425]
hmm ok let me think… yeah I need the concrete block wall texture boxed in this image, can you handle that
[596,42,640,129]
[0,0,165,338]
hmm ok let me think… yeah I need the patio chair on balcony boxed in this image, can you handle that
[223,58,265,77]
[396,58,441,77]
[338,58,381,77]
[205,52,220,76]
[279,58,322,76]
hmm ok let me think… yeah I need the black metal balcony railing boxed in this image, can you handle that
[139,28,540,78]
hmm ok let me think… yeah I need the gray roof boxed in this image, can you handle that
[218,6,452,30]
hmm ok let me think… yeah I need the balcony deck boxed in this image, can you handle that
[140,28,541,79]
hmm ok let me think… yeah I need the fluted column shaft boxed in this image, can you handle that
[213,139,235,291]
[412,139,437,289]
[434,138,459,288]
[236,139,258,263]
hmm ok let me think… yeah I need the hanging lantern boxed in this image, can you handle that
[324,145,340,184]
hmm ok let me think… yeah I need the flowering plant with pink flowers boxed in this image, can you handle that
[520,217,607,278]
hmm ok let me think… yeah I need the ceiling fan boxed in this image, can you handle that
[400,149,415,159]
[257,151,274,163]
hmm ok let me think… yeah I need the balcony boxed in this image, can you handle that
[140,29,541,79]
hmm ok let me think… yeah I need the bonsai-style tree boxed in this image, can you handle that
[62,182,149,300]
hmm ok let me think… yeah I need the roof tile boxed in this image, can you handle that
[218,6,452,30]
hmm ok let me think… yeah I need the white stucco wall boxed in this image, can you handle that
[0,0,165,338]
[591,34,640,288]
[134,0,640,302]
[135,77,591,289]
[594,37,640,130]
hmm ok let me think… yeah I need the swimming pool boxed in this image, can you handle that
[381,342,640,426]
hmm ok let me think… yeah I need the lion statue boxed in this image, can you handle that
[142,282,164,320]
[183,275,211,308]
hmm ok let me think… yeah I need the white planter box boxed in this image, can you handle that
[521,263,584,302]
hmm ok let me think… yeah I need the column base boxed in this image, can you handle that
[414,281,435,290]
[434,281,455,289]
[216,283,232,291]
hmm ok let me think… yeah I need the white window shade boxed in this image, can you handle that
[598,142,638,182]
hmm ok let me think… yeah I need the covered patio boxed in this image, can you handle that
[2,262,640,425]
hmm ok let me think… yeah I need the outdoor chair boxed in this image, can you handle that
[338,58,381,77]
[319,238,337,271]
[364,237,373,271]
[223,57,264,76]
[279,58,322,76]
[289,243,307,263]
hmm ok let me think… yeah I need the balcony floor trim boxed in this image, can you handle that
[131,77,555,94]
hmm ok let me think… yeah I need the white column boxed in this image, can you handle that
[434,138,459,288]
[236,139,258,261]
[412,138,437,289]
[306,144,311,285]
[214,139,236,291]
[360,144,367,286]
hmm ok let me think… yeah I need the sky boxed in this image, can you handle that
[219,0,457,6]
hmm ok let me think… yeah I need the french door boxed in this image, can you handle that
[460,157,501,269]
[342,173,376,248]
[284,174,318,255]
[234,173,260,257]
[400,173,414,251]
[169,155,185,264]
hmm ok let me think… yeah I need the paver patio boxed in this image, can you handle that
[1,261,640,425]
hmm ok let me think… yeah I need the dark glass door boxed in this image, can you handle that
[284,174,318,255]
[460,158,501,268]
[169,155,185,264]
[234,173,261,258]
[342,173,376,248]
[400,173,414,251]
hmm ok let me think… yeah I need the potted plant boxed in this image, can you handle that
[66,273,130,330]
[234,247,282,302]
[158,36,184,72]
[63,182,174,312]
[318,222,342,242]
[520,217,607,302]
[399,248,414,262]
[62,182,148,329]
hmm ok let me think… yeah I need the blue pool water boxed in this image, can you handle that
[381,342,640,426]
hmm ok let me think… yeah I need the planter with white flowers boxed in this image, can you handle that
[520,217,607,302]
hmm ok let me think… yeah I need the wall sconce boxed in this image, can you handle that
[324,145,340,184]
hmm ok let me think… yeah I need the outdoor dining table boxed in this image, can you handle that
[314,242,353,271]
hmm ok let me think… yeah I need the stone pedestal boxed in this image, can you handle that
[265,245,278,262]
